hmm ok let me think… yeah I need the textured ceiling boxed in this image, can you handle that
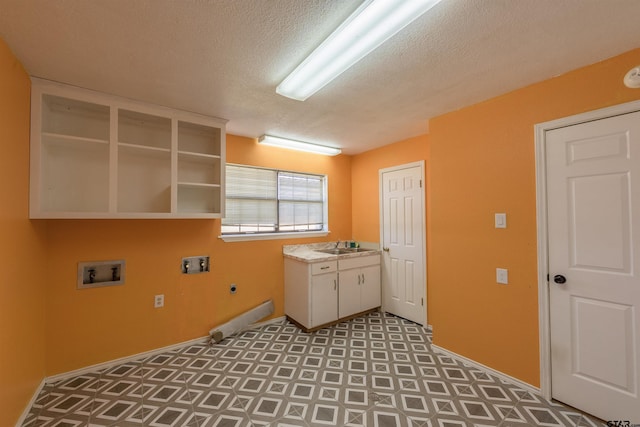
[1,0,639,154]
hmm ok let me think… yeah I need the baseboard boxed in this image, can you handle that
[45,335,211,384]
[16,377,46,427]
[431,344,541,396]
[45,316,286,385]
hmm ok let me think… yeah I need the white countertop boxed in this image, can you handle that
[283,242,381,263]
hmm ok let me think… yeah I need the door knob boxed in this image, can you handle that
[553,274,567,284]
[383,247,390,252]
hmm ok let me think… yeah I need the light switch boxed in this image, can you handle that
[495,213,507,228]
[496,268,508,284]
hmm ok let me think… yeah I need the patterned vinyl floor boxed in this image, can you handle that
[22,312,605,426]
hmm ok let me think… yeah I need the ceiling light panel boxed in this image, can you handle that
[258,135,342,156]
[276,0,443,101]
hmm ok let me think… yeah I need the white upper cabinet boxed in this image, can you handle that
[29,78,226,218]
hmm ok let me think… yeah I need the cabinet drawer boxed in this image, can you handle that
[338,254,380,270]
[311,261,337,275]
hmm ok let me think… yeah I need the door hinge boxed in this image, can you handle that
[546,273,549,282]
[421,298,424,306]
[419,179,422,188]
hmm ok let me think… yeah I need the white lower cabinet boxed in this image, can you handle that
[284,254,380,331]
[284,258,338,330]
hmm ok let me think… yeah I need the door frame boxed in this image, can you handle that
[378,160,427,326]
[534,99,640,401]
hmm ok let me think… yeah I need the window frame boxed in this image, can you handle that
[219,163,330,242]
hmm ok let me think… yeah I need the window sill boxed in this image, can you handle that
[219,230,330,243]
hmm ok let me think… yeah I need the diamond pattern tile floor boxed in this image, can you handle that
[21,312,605,426]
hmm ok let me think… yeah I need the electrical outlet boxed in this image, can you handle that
[154,294,164,308]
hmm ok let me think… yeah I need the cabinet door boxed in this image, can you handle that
[338,268,362,318]
[311,273,338,327]
[360,264,381,312]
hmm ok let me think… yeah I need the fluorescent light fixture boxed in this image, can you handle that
[276,0,442,101]
[258,135,342,156]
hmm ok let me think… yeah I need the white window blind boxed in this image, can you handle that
[222,165,327,234]
[278,172,324,231]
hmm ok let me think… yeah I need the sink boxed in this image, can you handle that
[315,248,351,255]
[315,247,376,255]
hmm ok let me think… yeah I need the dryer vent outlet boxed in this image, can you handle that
[209,300,274,344]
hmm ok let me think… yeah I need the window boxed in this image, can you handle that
[222,164,327,236]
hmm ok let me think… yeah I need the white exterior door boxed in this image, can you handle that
[380,162,426,325]
[546,111,640,421]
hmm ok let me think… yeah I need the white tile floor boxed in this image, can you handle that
[22,312,605,426]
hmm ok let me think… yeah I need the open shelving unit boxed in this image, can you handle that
[30,78,226,219]
[117,109,172,214]
[39,94,111,214]
[177,121,222,214]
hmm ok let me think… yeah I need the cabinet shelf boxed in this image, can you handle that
[178,152,221,186]
[42,94,109,141]
[178,182,221,188]
[178,151,221,163]
[178,121,221,156]
[118,142,171,157]
[43,132,109,147]
[118,109,171,150]
[30,78,227,219]
[177,185,220,214]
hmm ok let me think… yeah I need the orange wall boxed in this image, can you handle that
[4,29,640,421]
[351,134,429,243]
[427,48,640,386]
[44,134,352,375]
[0,39,48,425]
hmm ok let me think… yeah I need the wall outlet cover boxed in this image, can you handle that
[495,213,507,229]
[154,294,165,308]
[496,268,508,284]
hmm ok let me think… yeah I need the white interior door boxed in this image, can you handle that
[546,111,640,421]
[380,162,426,325]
